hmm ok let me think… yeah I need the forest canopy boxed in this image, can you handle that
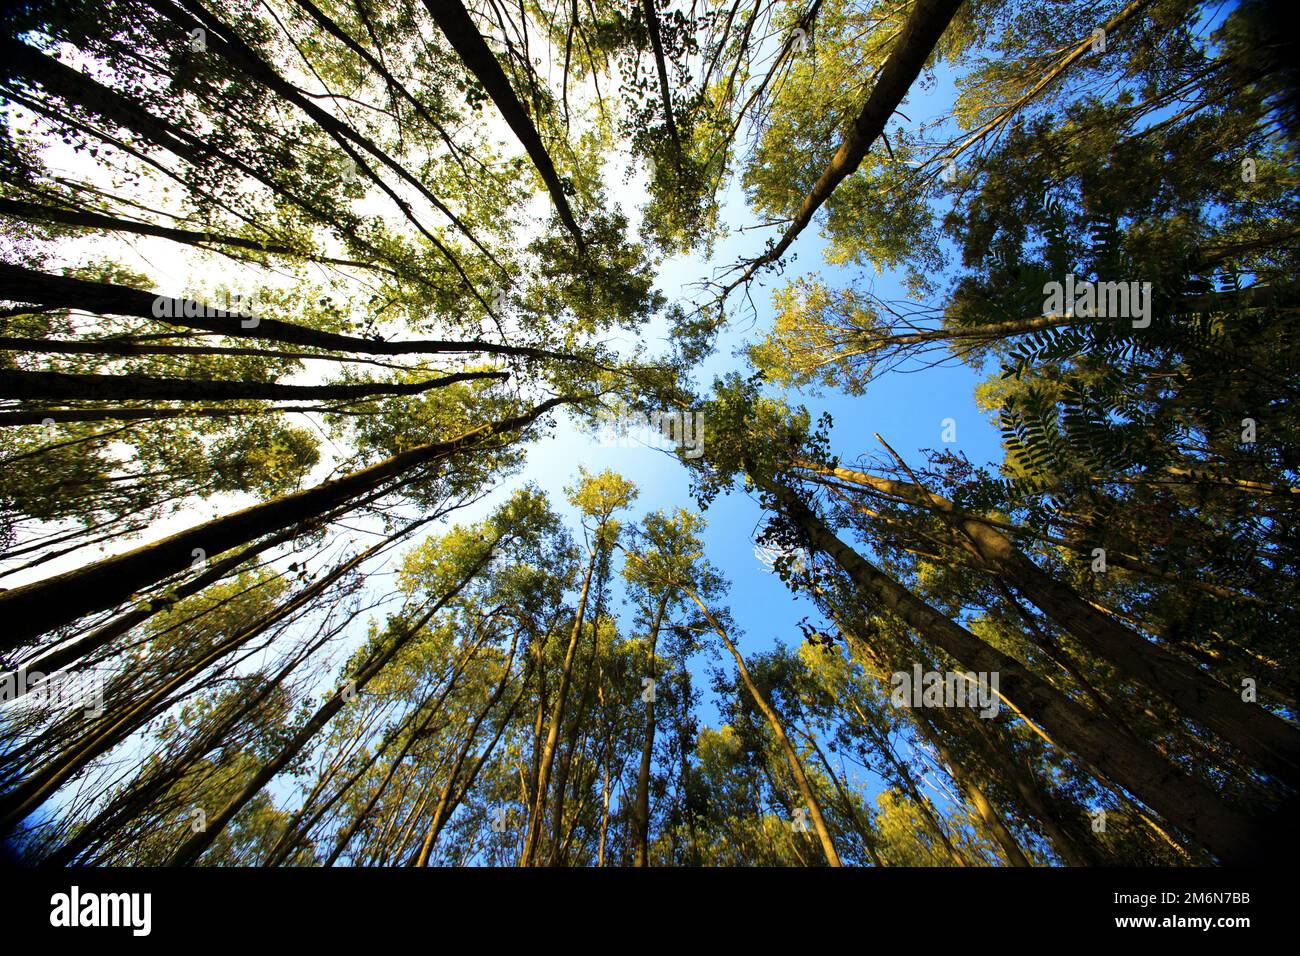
[0,0,1296,868]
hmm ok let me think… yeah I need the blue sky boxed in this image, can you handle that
[4,20,1010,846]
[456,61,1008,821]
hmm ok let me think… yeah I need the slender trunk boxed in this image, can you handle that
[13,487,416,684]
[164,537,502,866]
[0,36,423,285]
[0,406,341,427]
[43,605,338,866]
[0,333,411,367]
[143,0,495,286]
[422,682,531,863]
[633,594,670,866]
[545,549,610,864]
[0,367,505,403]
[520,543,598,866]
[804,461,1300,789]
[421,0,585,252]
[413,633,523,866]
[753,466,1267,864]
[286,0,468,170]
[682,586,842,867]
[640,0,680,155]
[316,613,507,867]
[0,197,384,273]
[723,0,964,294]
[263,711,412,867]
[910,707,1031,866]
[0,263,576,364]
[847,695,967,866]
[0,396,571,647]
[0,538,378,833]
[801,725,886,866]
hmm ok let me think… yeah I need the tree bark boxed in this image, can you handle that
[0,368,505,403]
[723,0,964,295]
[0,396,572,647]
[632,594,670,866]
[0,197,384,273]
[800,461,1300,790]
[413,633,525,866]
[682,586,843,866]
[910,706,1032,866]
[520,540,598,866]
[421,0,586,253]
[750,465,1268,864]
[164,537,503,866]
[0,262,577,364]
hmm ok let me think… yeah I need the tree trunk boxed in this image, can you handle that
[751,465,1268,865]
[520,541,598,866]
[723,0,964,294]
[633,594,670,866]
[0,368,505,403]
[682,586,843,866]
[0,263,575,364]
[164,538,502,866]
[413,634,524,866]
[0,396,571,647]
[640,0,680,155]
[910,706,1032,866]
[545,547,610,864]
[421,0,586,252]
[803,461,1300,790]
[0,197,384,273]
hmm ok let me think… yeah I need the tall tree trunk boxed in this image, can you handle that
[164,537,503,866]
[421,0,586,252]
[43,600,340,866]
[413,633,524,866]
[633,594,670,866]
[751,466,1268,864]
[0,263,575,364]
[723,0,965,295]
[263,706,417,867]
[802,461,1300,789]
[546,548,611,864]
[682,586,843,866]
[0,396,571,647]
[0,535,383,834]
[0,333,415,367]
[640,0,680,155]
[800,724,886,866]
[845,695,968,866]
[0,367,506,403]
[0,406,338,427]
[272,609,510,867]
[0,197,384,272]
[11,486,417,683]
[520,540,599,866]
[909,706,1032,866]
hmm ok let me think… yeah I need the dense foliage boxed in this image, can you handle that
[0,0,1295,866]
